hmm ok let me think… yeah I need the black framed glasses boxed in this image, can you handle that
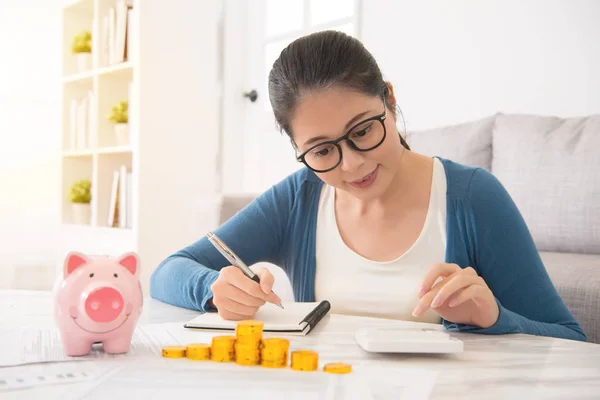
[296,102,387,173]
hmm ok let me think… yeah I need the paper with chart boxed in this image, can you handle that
[0,361,117,392]
[0,324,183,367]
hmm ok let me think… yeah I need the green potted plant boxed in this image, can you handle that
[107,100,129,146]
[72,30,92,73]
[69,179,92,225]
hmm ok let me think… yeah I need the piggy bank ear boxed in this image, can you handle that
[64,251,89,277]
[118,252,140,277]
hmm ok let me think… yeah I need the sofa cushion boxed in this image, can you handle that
[491,113,600,254]
[405,115,495,171]
[539,251,600,344]
[218,194,257,225]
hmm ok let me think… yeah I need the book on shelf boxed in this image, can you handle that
[108,165,133,229]
[101,0,134,67]
[68,91,97,151]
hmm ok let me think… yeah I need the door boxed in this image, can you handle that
[221,0,361,194]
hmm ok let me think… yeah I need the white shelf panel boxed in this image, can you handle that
[62,146,132,157]
[97,61,133,75]
[97,146,133,154]
[63,149,94,157]
[62,61,132,84]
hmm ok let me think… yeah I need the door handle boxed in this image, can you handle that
[242,89,258,102]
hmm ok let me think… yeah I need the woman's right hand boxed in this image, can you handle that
[209,266,281,320]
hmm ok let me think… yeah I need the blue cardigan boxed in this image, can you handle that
[149,157,586,342]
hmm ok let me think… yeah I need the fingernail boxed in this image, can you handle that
[431,295,442,308]
[412,303,423,317]
[448,298,458,307]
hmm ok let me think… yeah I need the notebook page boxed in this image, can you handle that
[185,302,322,331]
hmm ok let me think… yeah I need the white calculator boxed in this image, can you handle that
[354,327,464,354]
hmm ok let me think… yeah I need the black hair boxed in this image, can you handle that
[267,30,410,150]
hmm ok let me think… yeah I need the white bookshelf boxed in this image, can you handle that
[58,0,223,292]
[60,0,134,232]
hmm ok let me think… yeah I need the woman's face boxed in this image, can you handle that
[290,87,403,201]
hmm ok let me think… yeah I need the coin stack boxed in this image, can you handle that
[290,349,319,371]
[234,320,264,366]
[210,335,236,362]
[160,319,350,375]
[186,343,211,361]
[260,337,290,368]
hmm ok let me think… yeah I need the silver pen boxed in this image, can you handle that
[206,231,284,309]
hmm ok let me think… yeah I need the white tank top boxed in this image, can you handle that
[314,158,447,324]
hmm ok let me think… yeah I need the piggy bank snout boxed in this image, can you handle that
[85,287,125,323]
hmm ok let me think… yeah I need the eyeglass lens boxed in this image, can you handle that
[303,118,385,172]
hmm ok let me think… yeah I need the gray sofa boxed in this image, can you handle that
[406,112,600,344]
[217,112,600,344]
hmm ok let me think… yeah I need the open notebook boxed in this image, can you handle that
[183,301,330,335]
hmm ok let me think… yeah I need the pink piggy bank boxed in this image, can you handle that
[53,251,143,356]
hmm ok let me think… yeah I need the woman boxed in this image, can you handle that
[150,31,585,341]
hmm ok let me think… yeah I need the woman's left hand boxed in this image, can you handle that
[413,263,500,328]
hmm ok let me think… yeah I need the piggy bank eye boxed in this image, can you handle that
[114,273,118,278]
[89,273,94,278]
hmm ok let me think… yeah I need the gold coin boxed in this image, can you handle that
[261,359,287,368]
[261,351,287,361]
[236,320,264,329]
[211,336,236,351]
[261,349,288,360]
[235,352,260,359]
[235,352,261,360]
[236,320,264,335]
[235,340,260,349]
[161,345,186,358]
[235,355,260,363]
[261,338,290,348]
[211,351,235,362]
[235,349,261,358]
[211,335,236,347]
[210,336,236,362]
[323,363,352,374]
[235,335,262,347]
[235,357,260,366]
[290,350,318,371]
[235,351,260,366]
[185,343,211,360]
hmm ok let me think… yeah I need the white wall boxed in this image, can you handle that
[360,0,600,131]
[0,1,62,289]
[135,0,222,291]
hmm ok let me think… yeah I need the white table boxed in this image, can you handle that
[2,290,600,399]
